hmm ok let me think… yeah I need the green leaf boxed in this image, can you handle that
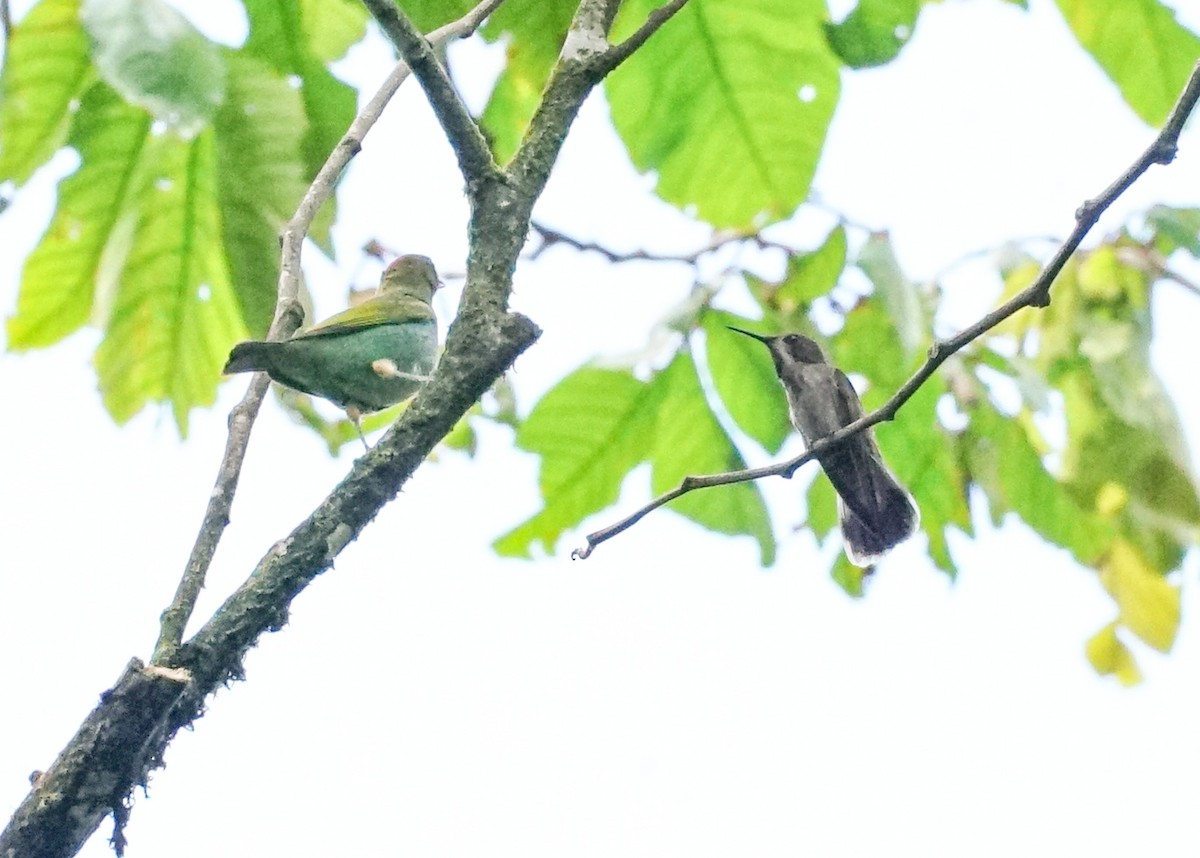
[650,351,776,565]
[775,224,847,310]
[1077,244,1143,304]
[93,130,247,434]
[1099,539,1181,652]
[479,66,539,166]
[272,388,401,454]
[0,0,93,186]
[830,552,866,597]
[703,310,791,454]
[607,0,840,228]
[300,0,369,62]
[855,232,926,360]
[804,467,838,539]
[829,297,907,390]
[1060,368,1198,571]
[1046,257,1200,561]
[867,375,968,574]
[495,368,661,557]
[1054,0,1200,126]
[300,380,509,457]
[82,0,225,136]
[823,0,920,68]
[441,411,479,456]
[7,83,148,349]
[214,52,312,336]
[1085,622,1142,685]
[992,254,1042,342]
[243,0,357,221]
[1144,204,1200,257]
[292,60,355,226]
[964,400,1113,565]
[479,0,577,164]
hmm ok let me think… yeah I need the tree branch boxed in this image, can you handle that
[6,1,733,852]
[573,58,1200,561]
[174,310,540,706]
[4,308,540,858]
[361,0,500,188]
[151,0,505,666]
[1,3,527,854]
[0,661,193,858]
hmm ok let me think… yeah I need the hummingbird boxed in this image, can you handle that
[728,327,919,567]
[223,254,442,447]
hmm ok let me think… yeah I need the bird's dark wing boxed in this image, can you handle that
[818,370,892,525]
[831,369,865,425]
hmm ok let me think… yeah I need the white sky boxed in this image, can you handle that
[3,0,1200,856]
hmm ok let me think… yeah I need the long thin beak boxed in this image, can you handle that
[726,325,771,343]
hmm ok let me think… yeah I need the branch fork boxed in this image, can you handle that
[2,2,696,854]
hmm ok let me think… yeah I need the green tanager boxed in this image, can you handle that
[224,255,442,441]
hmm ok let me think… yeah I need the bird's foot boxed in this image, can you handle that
[345,406,369,451]
[371,359,431,383]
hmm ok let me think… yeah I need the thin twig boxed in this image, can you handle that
[151,0,506,665]
[1116,244,1200,299]
[596,0,691,72]
[1161,265,1200,298]
[529,220,794,264]
[806,195,879,235]
[362,0,500,188]
[573,58,1200,560]
[927,234,1061,283]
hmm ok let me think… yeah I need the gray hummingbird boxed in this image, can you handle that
[728,327,919,567]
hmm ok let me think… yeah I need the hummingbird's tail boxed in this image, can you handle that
[223,340,278,375]
[835,462,920,568]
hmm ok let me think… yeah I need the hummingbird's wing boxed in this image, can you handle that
[295,294,435,340]
[819,370,894,522]
[830,368,864,423]
[780,363,900,523]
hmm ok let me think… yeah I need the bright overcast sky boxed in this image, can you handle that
[3,1,1200,856]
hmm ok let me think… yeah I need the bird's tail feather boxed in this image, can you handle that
[838,467,919,567]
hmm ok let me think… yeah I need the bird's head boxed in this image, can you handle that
[380,254,442,302]
[727,326,826,373]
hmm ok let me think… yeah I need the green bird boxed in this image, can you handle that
[223,254,442,446]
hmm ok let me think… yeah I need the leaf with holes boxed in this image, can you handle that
[214,52,312,336]
[7,84,148,350]
[607,0,840,228]
[0,0,93,187]
[93,130,247,434]
[1054,0,1200,126]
